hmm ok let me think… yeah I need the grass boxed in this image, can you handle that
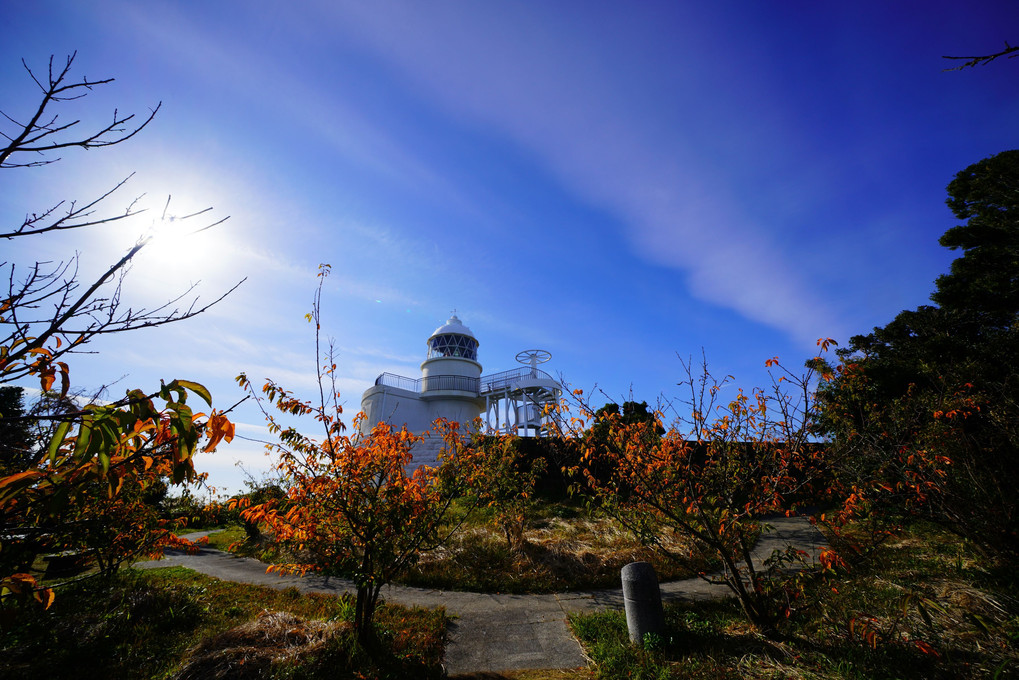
[211,500,715,594]
[204,525,297,565]
[203,525,247,551]
[403,514,706,593]
[2,567,447,680]
[12,506,1013,679]
[569,521,1019,679]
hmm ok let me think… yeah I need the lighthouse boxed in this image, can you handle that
[360,314,562,467]
[360,315,485,466]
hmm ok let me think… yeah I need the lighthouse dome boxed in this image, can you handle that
[426,314,479,361]
[430,314,475,339]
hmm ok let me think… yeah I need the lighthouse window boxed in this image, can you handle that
[427,334,478,361]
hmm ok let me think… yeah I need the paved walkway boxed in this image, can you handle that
[135,516,826,676]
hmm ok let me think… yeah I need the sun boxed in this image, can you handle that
[143,209,220,267]
[117,194,238,305]
[90,178,242,311]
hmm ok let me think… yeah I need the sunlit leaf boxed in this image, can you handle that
[176,379,213,407]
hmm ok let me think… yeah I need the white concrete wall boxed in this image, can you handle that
[420,356,482,378]
[422,396,483,428]
[360,385,483,435]
[360,385,432,433]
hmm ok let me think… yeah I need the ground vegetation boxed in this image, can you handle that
[0,566,445,680]
[558,349,844,633]
[572,522,1019,679]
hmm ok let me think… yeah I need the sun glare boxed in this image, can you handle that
[95,189,240,305]
[142,202,224,269]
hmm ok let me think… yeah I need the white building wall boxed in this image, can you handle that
[420,356,482,378]
[360,385,433,434]
[360,386,483,434]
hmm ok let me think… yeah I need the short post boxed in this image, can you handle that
[621,561,665,644]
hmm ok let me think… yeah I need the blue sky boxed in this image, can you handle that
[3,1,1017,495]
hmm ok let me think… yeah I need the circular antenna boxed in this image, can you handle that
[516,349,552,367]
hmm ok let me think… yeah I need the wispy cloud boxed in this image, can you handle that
[323,2,845,345]
[116,0,483,225]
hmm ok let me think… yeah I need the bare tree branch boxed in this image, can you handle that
[0,52,159,169]
[1,175,146,239]
[943,41,1019,71]
[0,54,242,388]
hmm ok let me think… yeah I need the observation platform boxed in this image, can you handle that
[371,366,562,436]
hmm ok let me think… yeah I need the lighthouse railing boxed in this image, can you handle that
[479,367,556,394]
[375,368,560,396]
[374,373,421,392]
[373,372,482,395]
[422,375,481,393]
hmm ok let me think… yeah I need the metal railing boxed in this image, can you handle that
[374,373,421,392]
[422,375,480,393]
[373,372,481,394]
[374,367,557,396]
[479,367,555,394]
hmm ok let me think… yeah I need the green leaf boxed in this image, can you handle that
[968,612,994,635]
[95,420,118,457]
[73,414,93,460]
[916,598,935,631]
[48,420,71,463]
[176,380,212,407]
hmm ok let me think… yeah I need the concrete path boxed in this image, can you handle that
[135,516,826,677]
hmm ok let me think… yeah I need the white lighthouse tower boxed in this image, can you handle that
[360,315,485,466]
[360,314,563,467]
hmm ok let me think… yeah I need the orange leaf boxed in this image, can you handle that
[0,470,45,492]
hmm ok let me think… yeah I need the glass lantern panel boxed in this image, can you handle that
[428,334,478,360]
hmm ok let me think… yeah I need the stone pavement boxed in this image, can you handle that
[136,516,826,677]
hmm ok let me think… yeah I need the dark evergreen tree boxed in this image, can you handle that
[0,387,33,475]
[821,150,1019,557]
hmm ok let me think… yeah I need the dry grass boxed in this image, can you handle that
[406,514,710,593]
[2,567,447,680]
[216,501,713,594]
[172,610,342,680]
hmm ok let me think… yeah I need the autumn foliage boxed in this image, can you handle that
[816,361,980,553]
[556,337,977,643]
[0,363,234,623]
[470,434,549,553]
[236,373,479,644]
[815,149,1019,559]
[234,267,481,643]
[563,347,841,631]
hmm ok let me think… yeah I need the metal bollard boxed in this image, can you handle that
[621,561,665,644]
